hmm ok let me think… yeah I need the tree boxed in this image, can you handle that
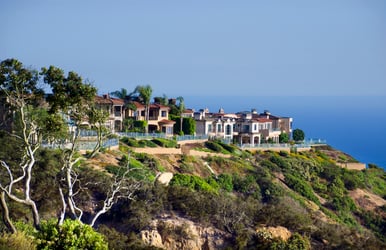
[176,96,185,135]
[0,58,46,230]
[41,65,97,223]
[292,128,305,142]
[134,85,152,133]
[110,88,128,99]
[87,107,109,158]
[279,132,289,143]
[89,154,141,227]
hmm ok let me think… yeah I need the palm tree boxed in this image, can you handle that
[134,85,153,133]
[176,96,185,135]
[110,88,128,99]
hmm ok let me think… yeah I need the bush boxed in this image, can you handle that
[269,155,291,170]
[217,141,238,154]
[284,174,320,204]
[138,140,158,148]
[217,173,234,192]
[151,138,177,148]
[170,173,218,193]
[0,231,36,250]
[36,219,108,250]
[121,137,139,147]
[205,141,224,153]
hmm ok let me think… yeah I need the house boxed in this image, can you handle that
[127,101,175,135]
[194,108,236,141]
[94,94,125,133]
[194,108,293,146]
[258,110,293,135]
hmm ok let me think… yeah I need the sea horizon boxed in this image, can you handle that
[184,95,386,169]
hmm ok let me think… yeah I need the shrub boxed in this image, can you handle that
[170,174,218,193]
[284,174,320,204]
[260,159,281,172]
[205,141,224,153]
[120,137,139,147]
[0,231,36,250]
[138,139,158,148]
[287,233,311,250]
[269,155,291,170]
[36,219,108,250]
[217,141,237,154]
[151,138,177,148]
[217,173,234,192]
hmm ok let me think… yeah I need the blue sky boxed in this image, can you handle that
[1,0,386,97]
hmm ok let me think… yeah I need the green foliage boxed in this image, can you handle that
[182,117,196,135]
[217,174,234,192]
[286,233,311,250]
[341,170,363,190]
[170,115,196,135]
[363,167,386,198]
[151,138,177,148]
[133,120,147,133]
[36,219,108,250]
[170,173,218,193]
[205,141,224,153]
[292,128,305,142]
[138,139,158,148]
[284,174,320,204]
[0,231,36,250]
[260,159,281,172]
[121,137,139,147]
[217,141,241,154]
[279,132,289,143]
[269,154,291,170]
[358,209,386,242]
[121,137,158,148]
[233,174,261,199]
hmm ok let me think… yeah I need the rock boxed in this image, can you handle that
[256,226,292,241]
[140,229,163,248]
[139,215,232,250]
[156,172,174,186]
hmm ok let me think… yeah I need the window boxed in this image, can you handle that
[254,124,257,131]
[208,124,212,133]
[226,124,232,135]
[161,110,167,117]
[217,124,222,132]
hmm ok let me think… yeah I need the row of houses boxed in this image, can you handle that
[94,94,293,146]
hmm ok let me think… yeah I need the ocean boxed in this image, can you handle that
[185,95,386,169]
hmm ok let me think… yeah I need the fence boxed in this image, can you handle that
[42,138,119,151]
[117,132,170,139]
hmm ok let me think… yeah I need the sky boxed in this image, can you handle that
[1,0,386,98]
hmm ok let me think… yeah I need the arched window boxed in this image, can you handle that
[226,124,232,135]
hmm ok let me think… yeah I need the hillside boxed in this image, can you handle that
[1,138,385,250]
[88,139,386,249]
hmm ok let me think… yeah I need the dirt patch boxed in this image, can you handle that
[157,154,182,172]
[349,189,386,211]
[86,151,121,171]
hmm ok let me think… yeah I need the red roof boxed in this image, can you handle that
[257,118,272,123]
[131,101,170,110]
[158,119,176,125]
[95,95,124,105]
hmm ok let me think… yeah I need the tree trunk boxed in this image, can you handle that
[180,116,183,135]
[0,191,16,233]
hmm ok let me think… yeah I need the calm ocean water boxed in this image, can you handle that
[185,96,386,169]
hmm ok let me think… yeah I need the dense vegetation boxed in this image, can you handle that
[1,136,385,249]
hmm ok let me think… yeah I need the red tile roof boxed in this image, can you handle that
[95,95,124,105]
[158,119,176,125]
